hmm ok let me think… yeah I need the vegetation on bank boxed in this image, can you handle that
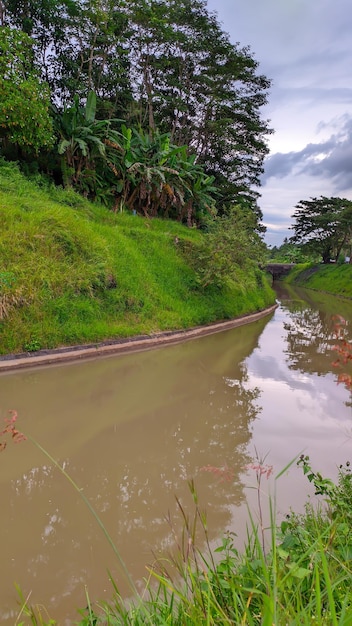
[290,197,352,265]
[15,452,352,625]
[269,195,352,267]
[0,161,274,355]
[0,0,271,214]
[83,459,352,625]
[268,238,319,264]
[284,263,352,299]
[0,0,276,357]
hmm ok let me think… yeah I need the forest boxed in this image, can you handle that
[0,0,272,227]
[0,0,280,355]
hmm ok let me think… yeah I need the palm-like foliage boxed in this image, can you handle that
[56,92,217,221]
[105,126,216,223]
[57,92,121,195]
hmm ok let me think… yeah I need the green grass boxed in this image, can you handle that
[0,161,275,354]
[284,263,352,298]
[15,459,352,625]
[76,460,352,625]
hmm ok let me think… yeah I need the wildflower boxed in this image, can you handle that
[200,464,235,483]
[246,462,273,479]
[0,410,26,452]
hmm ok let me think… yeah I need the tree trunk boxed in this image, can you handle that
[0,1,6,26]
[142,51,156,138]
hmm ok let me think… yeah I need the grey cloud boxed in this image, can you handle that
[206,0,352,244]
[267,49,351,88]
[306,147,352,192]
[268,87,352,107]
[262,138,337,180]
[262,116,352,192]
[263,151,303,180]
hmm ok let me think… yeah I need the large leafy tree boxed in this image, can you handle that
[1,0,271,226]
[54,0,132,112]
[2,0,79,90]
[3,0,132,111]
[126,0,271,211]
[0,27,53,153]
[290,196,352,263]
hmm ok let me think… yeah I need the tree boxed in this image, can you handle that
[192,205,267,288]
[3,0,132,111]
[3,0,77,92]
[268,239,319,264]
[57,91,123,194]
[0,27,53,153]
[1,0,271,227]
[290,196,352,264]
[53,0,132,111]
[126,0,272,211]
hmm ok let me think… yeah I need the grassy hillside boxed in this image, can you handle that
[0,161,275,355]
[285,263,352,298]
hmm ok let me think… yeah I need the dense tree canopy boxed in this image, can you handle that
[125,0,271,208]
[268,238,319,263]
[0,27,53,152]
[290,196,352,263]
[0,0,272,226]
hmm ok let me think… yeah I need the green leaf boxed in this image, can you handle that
[85,91,97,123]
[286,563,311,579]
[58,139,70,154]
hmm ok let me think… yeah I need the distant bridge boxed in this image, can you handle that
[266,263,295,280]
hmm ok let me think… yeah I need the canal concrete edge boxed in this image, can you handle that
[0,304,278,372]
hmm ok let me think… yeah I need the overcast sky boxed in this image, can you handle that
[206,0,352,246]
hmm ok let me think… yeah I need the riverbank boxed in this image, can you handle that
[284,262,352,298]
[0,304,278,371]
[0,161,275,357]
[18,459,352,625]
[4,283,352,624]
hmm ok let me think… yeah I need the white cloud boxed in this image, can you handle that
[259,172,339,246]
[206,0,352,246]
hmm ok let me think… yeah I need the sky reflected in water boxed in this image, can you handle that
[1,285,352,623]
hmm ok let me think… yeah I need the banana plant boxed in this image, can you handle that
[57,91,122,195]
[103,125,216,221]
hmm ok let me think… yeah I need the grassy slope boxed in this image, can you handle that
[0,162,275,355]
[285,262,352,298]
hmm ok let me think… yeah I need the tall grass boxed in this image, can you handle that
[12,438,352,625]
[285,262,352,299]
[0,161,275,354]
[77,459,351,626]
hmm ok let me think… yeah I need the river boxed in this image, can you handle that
[0,284,351,623]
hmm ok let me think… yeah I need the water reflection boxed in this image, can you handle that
[0,317,268,622]
[240,285,352,530]
[1,289,352,623]
[277,284,352,389]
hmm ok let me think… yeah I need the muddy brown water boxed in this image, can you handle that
[1,285,352,623]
